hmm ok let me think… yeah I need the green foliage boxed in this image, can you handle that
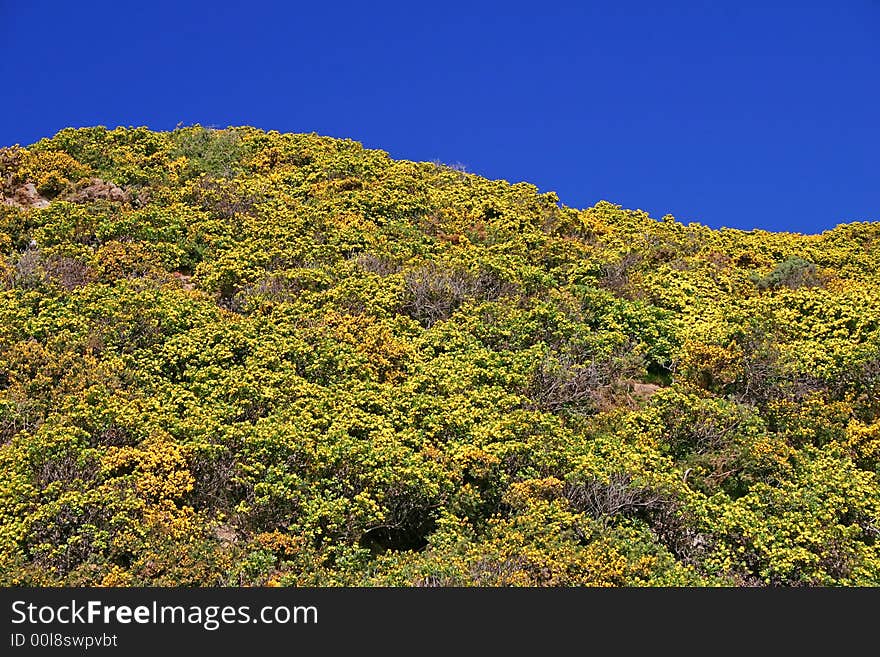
[1,126,878,586]
[170,125,249,180]
[752,256,822,291]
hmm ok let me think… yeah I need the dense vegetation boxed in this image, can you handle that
[1,126,878,586]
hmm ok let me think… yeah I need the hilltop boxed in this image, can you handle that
[1,126,879,585]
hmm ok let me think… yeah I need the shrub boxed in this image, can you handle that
[400,262,515,327]
[752,257,821,290]
[171,126,247,180]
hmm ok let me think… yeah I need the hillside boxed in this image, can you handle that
[1,126,879,586]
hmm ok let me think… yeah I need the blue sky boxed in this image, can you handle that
[2,1,877,233]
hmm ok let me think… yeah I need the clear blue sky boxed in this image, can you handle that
[2,1,877,233]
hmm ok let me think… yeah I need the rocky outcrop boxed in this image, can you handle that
[1,182,50,209]
[67,177,130,204]
[2,177,132,209]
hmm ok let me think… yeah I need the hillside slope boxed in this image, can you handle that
[1,126,879,585]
